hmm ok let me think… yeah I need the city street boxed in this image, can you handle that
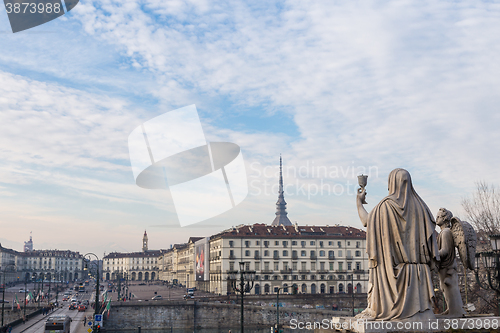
[5,282,213,332]
[9,287,94,333]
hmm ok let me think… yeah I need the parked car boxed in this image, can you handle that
[0,300,9,303]
[151,295,163,300]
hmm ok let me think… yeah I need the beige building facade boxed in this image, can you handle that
[102,231,166,281]
[157,224,368,296]
[0,243,84,284]
[207,223,367,295]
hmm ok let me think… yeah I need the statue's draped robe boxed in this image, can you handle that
[364,169,440,320]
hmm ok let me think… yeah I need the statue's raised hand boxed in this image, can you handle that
[357,187,367,205]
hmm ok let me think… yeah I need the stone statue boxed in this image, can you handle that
[356,168,440,321]
[435,208,476,317]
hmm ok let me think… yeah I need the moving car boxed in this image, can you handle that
[183,294,194,300]
[78,304,86,312]
[69,302,77,310]
[151,295,163,300]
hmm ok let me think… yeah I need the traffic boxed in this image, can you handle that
[7,281,103,333]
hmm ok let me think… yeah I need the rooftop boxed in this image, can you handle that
[103,250,168,259]
[212,223,366,239]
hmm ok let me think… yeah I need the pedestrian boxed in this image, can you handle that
[83,317,86,326]
[8,325,12,333]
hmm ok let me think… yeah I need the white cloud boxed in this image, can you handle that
[2,1,500,252]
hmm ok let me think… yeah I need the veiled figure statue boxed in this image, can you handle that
[356,168,440,321]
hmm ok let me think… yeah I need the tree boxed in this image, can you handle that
[461,181,500,235]
[461,181,500,315]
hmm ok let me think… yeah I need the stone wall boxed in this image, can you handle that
[105,300,354,331]
[199,293,367,310]
[2,304,40,325]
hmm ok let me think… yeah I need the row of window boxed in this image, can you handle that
[21,253,78,258]
[258,273,362,280]
[254,282,362,294]
[229,261,362,271]
[231,249,362,258]
[109,260,158,264]
[232,240,362,248]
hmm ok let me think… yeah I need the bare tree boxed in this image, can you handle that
[462,181,500,235]
[461,181,500,315]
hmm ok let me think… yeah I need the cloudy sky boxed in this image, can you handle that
[1,0,499,256]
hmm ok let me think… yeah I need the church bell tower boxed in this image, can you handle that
[142,230,148,252]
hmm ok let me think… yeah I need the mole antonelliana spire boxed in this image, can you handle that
[272,155,292,226]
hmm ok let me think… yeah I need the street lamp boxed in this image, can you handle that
[47,271,52,306]
[115,270,122,301]
[275,286,284,333]
[1,263,16,327]
[84,253,100,333]
[23,273,28,324]
[229,262,255,333]
[54,272,60,308]
[124,271,129,301]
[475,234,500,315]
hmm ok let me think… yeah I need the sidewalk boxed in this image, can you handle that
[10,307,61,333]
[74,309,95,333]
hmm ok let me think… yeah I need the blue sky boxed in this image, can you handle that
[1,0,500,255]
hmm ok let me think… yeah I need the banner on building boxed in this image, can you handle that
[195,237,209,281]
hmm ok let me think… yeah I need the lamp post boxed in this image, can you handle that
[1,264,16,327]
[55,272,59,308]
[474,234,500,316]
[229,262,255,333]
[123,271,127,301]
[275,286,284,333]
[116,270,122,301]
[24,273,28,323]
[47,272,52,306]
[351,273,355,316]
[84,253,100,333]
